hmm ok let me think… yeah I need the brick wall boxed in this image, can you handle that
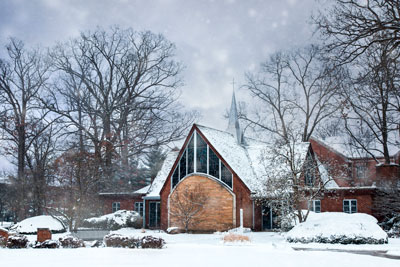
[37,228,52,243]
[321,189,374,214]
[101,195,144,214]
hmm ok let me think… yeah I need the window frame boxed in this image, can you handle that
[355,162,367,179]
[134,202,144,217]
[343,199,357,214]
[112,202,120,213]
[309,200,321,213]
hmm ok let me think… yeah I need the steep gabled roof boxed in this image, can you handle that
[146,123,312,198]
[146,150,179,198]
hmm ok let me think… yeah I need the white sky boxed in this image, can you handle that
[0,0,321,171]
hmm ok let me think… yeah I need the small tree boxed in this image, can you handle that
[256,134,334,226]
[169,184,208,232]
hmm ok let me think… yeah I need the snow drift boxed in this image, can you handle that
[10,215,66,234]
[286,212,388,244]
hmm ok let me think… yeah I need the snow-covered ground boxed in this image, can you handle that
[1,229,400,266]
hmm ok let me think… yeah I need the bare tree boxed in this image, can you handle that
[243,45,342,143]
[255,135,333,225]
[340,42,400,163]
[49,150,102,230]
[0,39,51,220]
[314,0,400,64]
[44,27,196,190]
[169,184,208,232]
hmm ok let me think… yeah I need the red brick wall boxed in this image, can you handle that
[310,138,351,187]
[37,228,52,243]
[101,195,144,214]
[232,174,253,229]
[321,189,374,214]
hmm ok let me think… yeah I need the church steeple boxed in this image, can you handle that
[226,87,243,145]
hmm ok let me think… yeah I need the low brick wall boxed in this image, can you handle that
[37,228,52,243]
[0,228,8,240]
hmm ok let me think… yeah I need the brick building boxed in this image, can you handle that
[103,92,399,231]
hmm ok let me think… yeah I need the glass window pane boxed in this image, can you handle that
[351,200,357,213]
[209,148,219,178]
[221,162,232,188]
[187,135,194,174]
[196,133,207,173]
[343,200,349,213]
[172,167,179,188]
[315,200,321,213]
[179,150,187,179]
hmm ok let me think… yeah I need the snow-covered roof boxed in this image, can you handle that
[134,184,151,194]
[145,124,311,198]
[315,156,339,189]
[145,150,179,198]
[316,136,400,159]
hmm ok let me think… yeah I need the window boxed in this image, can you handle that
[304,169,315,186]
[112,202,120,213]
[309,200,321,213]
[134,202,144,217]
[196,133,207,173]
[179,149,187,179]
[208,147,219,178]
[221,162,232,188]
[304,152,315,186]
[343,199,357,214]
[172,167,179,188]
[171,130,233,190]
[187,136,194,174]
[355,163,367,179]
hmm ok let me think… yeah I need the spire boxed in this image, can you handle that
[226,81,243,144]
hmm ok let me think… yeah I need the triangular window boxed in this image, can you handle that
[171,130,232,190]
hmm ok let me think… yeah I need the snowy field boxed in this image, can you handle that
[1,229,400,267]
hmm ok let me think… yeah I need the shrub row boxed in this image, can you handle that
[0,234,86,249]
[103,233,165,249]
[287,235,388,244]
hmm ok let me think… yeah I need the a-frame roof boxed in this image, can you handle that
[146,123,311,198]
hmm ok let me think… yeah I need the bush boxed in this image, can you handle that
[34,240,60,249]
[103,233,140,248]
[7,234,29,248]
[141,236,165,249]
[103,234,165,249]
[223,233,250,243]
[82,210,142,230]
[59,235,85,248]
[379,215,400,238]
[0,236,6,248]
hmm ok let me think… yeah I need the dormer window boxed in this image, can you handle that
[355,162,367,179]
[171,130,233,190]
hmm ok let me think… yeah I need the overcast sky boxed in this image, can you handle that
[0,0,321,171]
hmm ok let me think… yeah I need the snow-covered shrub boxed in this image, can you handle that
[103,233,140,248]
[141,236,165,249]
[10,215,66,234]
[286,212,388,244]
[82,210,142,230]
[223,233,250,243]
[0,236,6,247]
[59,235,85,248]
[103,233,165,249]
[379,215,400,238]
[6,234,29,248]
[34,240,60,249]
